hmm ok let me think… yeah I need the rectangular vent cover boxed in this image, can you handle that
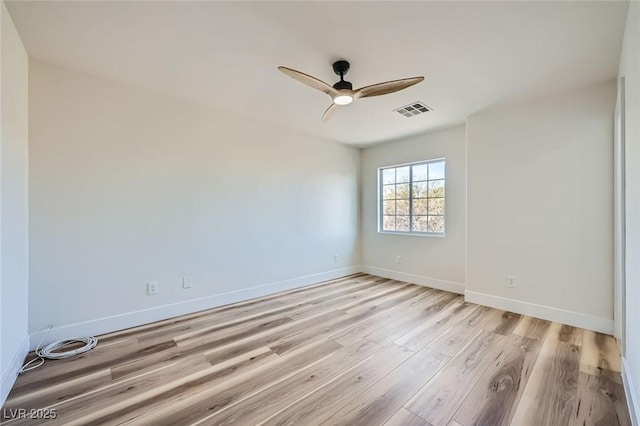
[394,101,431,117]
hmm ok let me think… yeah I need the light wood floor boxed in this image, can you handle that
[2,274,631,426]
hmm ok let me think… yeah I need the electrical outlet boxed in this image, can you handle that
[147,281,159,295]
[183,276,193,289]
[396,256,402,264]
[507,275,516,288]
[334,254,340,263]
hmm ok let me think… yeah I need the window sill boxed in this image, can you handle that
[377,231,446,238]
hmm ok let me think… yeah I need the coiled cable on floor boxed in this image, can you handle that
[19,326,98,374]
[39,337,99,359]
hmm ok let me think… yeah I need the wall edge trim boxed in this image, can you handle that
[1,334,29,407]
[360,265,465,294]
[29,266,360,350]
[622,356,640,426]
[464,289,614,334]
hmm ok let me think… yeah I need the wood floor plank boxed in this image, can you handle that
[1,368,112,412]
[570,371,631,426]
[329,287,437,346]
[126,339,379,426]
[513,316,551,341]
[261,344,414,426]
[269,305,384,355]
[359,283,432,311]
[325,347,449,426]
[285,279,397,320]
[110,314,294,380]
[395,300,479,352]
[27,354,213,426]
[510,334,581,426]
[364,292,460,346]
[73,339,345,426]
[405,330,508,426]
[384,408,431,426]
[466,306,513,332]
[2,274,630,426]
[330,309,404,346]
[492,311,523,335]
[199,284,393,365]
[174,314,293,348]
[214,343,412,426]
[452,335,541,426]
[8,339,173,394]
[140,277,381,350]
[548,322,583,347]
[427,321,483,357]
[201,301,380,365]
[581,330,621,373]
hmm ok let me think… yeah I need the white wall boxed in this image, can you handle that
[361,125,466,294]
[466,80,617,333]
[28,59,360,343]
[0,1,29,406]
[619,1,640,423]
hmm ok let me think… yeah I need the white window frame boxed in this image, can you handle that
[377,159,446,237]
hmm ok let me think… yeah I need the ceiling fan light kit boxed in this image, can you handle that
[333,95,354,105]
[278,60,424,121]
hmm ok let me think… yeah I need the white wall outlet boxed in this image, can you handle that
[334,254,340,263]
[507,275,516,288]
[183,276,193,289]
[147,281,159,295]
[396,256,402,264]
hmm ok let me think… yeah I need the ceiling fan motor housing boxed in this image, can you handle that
[333,80,353,90]
[332,60,353,90]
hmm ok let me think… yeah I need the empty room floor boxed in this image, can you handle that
[1,274,630,426]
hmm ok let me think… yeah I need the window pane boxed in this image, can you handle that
[396,166,410,183]
[396,216,410,231]
[396,183,410,199]
[382,168,395,184]
[427,198,445,215]
[413,164,428,181]
[413,198,428,215]
[383,200,395,215]
[427,216,445,233]
[413,181,428,198]
[379,160,446,235]
[413,215,429,232]
[429,161,445,180]
[383,216,395,231]
[397,199,409,215]
[428,180,445,197]
[383,185,395,199]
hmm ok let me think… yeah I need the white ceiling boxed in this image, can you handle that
[6,1,629,146]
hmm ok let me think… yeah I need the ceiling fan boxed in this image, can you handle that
[278,60,424,122]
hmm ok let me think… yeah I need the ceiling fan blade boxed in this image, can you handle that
[354,76,424,99]
[278,66,339,98]
[322,103,339,122]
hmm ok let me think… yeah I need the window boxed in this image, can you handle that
[379,159,445,235]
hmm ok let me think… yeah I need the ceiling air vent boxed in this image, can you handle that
[394,102,431,117]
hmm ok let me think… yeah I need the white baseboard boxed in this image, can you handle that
[623,357,639,426]
[464,290,614,335]
[29,266,360,349]
[359,266,466,295]
[1,334,29,407]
